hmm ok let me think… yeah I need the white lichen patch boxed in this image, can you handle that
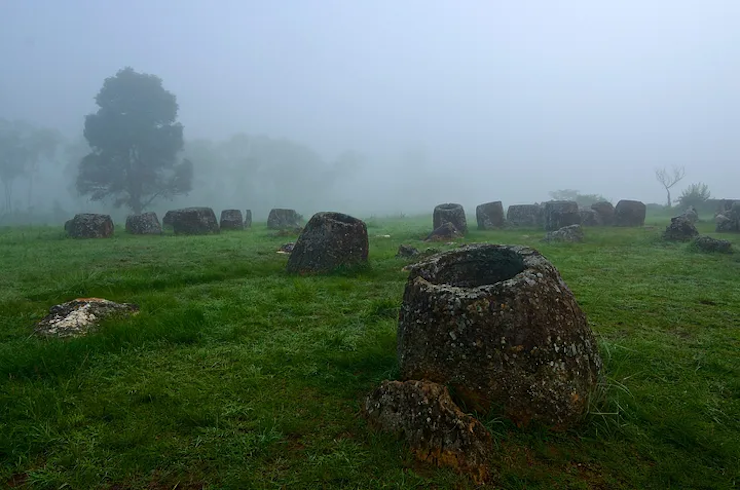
[34,298,139,339]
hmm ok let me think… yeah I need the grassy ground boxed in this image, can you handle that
[0,212,739,489]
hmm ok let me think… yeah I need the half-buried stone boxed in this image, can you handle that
[171,207,220,235]
[286,212,369,274]
[220,209,244,230]
[397,244,602,430]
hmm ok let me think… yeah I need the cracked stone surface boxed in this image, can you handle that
[364,379,493,484]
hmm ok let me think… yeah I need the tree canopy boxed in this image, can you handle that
[77,67,192,214]
[0,118,61,212]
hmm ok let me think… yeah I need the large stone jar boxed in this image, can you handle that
[397,244,602,430]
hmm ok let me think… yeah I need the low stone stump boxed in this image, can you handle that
[691,236,733,254]
[424,222,460,242]
[397,244,602,430]
[220,209,244,230]
[543,224,584,243]
[433,203,467,234]
[286,212,369,274]
[65,213,114,238]
[125,212,162,235]
[396,244,420,257]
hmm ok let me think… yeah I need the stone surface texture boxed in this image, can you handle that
[35,298,139,338]
[125,212,162,235]
[476,201,505,230]
[363,379,493,484]
[65,213,114,238]
[220,209,244,230]
[171,207,220,235]
[397,244,602,430]
[286,212,368,274]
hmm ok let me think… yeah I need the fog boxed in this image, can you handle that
[2,0,740,222]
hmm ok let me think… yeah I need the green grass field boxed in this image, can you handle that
[1,213,739,489]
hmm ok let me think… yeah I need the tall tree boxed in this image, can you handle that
[655,165,686,208]
[23,126,61,209]
[77,67,193,214]
[0,119,30,213]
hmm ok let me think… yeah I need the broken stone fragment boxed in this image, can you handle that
[424,222,460,242]
[34,298,140,338]
[542,224,585,243]
[433,203,467,235]
[363,379,493,484]
[396,244,420,257]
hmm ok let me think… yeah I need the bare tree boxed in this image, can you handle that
[655,165,686,207]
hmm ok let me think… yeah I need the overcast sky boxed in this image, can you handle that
[2,0,740,207]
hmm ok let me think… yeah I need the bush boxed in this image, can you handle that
[677,183,711,210]
[548,189,609,207]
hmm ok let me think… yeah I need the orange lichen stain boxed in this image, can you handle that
[414,448,490,485]
[510,344,525,353]
[570,391,582,405]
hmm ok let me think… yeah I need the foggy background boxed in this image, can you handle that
[1,0,739,223]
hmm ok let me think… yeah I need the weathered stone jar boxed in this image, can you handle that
[286,211,368,274]
[397,244,602,430]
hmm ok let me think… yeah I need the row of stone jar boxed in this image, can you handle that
[435,199,647,234]
[64,207,304,238]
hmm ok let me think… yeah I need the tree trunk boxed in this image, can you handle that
[666,189,672,208]
[131,199,143,215]
[3,180,13,213]
[27,174,34,211]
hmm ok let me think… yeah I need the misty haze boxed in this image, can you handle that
[2,1,739,222]
[2,3,740,489]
